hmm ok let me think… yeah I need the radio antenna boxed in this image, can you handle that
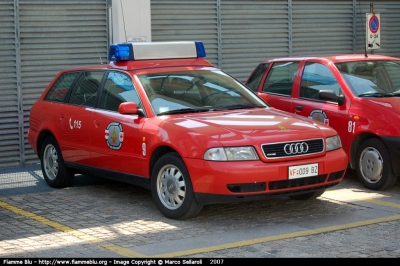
[120,0,127,42]
[96,39,104,64]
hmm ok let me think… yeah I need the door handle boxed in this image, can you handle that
[295,106,303,111]
[94,119,102,128]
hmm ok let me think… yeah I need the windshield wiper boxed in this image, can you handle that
[358,92,390,98]
[213,104,260,110]
[386,92,400,97]
[157,107,210,116]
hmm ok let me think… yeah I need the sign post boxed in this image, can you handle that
[366,13,380,50]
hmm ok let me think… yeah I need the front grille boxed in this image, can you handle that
[262,138,324,159]
[269,174,328,190]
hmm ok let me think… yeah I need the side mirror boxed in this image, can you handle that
[319,90,345,106]
[118,102,145,116]
[256,92,269,103]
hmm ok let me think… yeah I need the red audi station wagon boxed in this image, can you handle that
[28,42,347,219]
[246,54,400,191]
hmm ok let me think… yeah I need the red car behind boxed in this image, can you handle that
[246,54,400,190]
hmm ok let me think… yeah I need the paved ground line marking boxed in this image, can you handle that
[152,214,400,258]
[2,195,400,258]
[363,199,400,209]
[0,200,145,258]
[324,190,400,209]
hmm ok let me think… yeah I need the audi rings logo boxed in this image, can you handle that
[284,142,309,155]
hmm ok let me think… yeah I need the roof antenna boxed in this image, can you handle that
[359,1,368,58]
[120,0,127,42]
[96,41,104,64]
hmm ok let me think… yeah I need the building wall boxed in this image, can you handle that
[151,0,400,81]
[0,0,108,168]
[111,0,151,43]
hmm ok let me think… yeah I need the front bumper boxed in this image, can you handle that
[184,148,348,205]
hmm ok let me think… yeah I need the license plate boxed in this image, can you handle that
[288,163,318,179]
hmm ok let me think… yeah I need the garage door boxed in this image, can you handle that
[0,0,108,168]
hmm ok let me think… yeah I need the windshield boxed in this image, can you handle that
[136,70,267,115]
[335,60,400,97]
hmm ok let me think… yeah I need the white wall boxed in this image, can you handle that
[111,0,151,43]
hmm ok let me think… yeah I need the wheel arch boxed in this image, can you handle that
[36,130,56,159]
[349,132,379,169]
[149,145,182,179]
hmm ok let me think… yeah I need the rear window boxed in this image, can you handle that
[247,63,269,91]
[44,72,80,102]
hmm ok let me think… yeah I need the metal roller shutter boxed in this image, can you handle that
[0,0,108,169]
[0,0,21,168]
[19,0,108,166]
[220,0,289,82]
[292,1,354,55]
[151,0,219,67]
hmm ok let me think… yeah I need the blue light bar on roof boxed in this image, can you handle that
[108,44,133,61]
[108,41,206,61]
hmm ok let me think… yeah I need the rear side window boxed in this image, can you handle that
[247,63,269,91]
[68,71,104,107]
[44,72,79,102]
[262,62,299,96]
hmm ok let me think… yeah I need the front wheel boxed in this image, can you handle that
[355,138,397,190]
[40,136,74,188]
[290,189,325,200]
[151,152,203,220]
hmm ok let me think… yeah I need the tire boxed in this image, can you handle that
[355,138,397,190]
[40,136,74,188]
[290,189,325,200]
[151,152,203,220]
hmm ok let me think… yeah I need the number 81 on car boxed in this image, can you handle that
[289,163,318,179]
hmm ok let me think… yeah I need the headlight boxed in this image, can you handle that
[204,147,259,161]
[326,135,342,151]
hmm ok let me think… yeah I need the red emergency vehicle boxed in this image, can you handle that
[246,54,400,191]
[28,42,347,219]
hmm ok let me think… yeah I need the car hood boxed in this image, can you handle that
[362,98,400,115]
[158,108,336,147]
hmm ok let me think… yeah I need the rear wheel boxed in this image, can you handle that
[290,189,325,200]
[40,136,74,188]
[151,152,203,219]
[356,138,397,190]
